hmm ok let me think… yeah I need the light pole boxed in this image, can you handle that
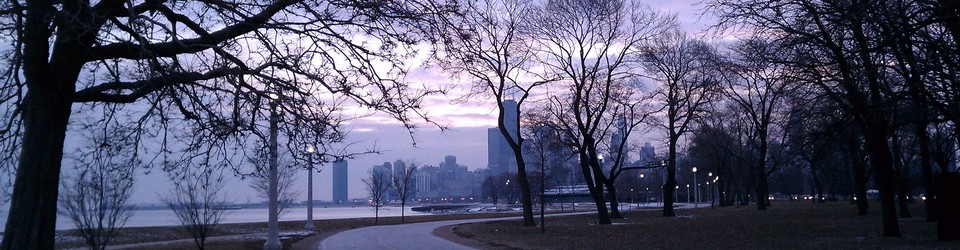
[692,167,698,208]
[706,181,712,208]
[686,184,690,204]
[639,173,645,207]
[715,176,720,206]
[305,145,316,231]
[675,185,679,205]
[505,179,510,204]
[264,93,282,250]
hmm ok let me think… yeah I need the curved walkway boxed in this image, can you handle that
[319,211,594,250]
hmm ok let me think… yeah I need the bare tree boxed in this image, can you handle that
[531,0,674,224]
[163,163,230,250]
[246,145,301,216]
[598,79,658,218]
[58,106,139,250]
[391,162,418,223]
[59,160,136,250]
[442,0,548,227]
[719,38,796,210]
[708,0,908,236]
[0,0,456,247]
[640,30,721,217]
[482,175,502,205]
[522,115,575,233]
[364,167,391,225]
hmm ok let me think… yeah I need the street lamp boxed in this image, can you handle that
[686,184,690,204]
[675,185,679,204]
[692,167,698,208]
[706,181,712,208]
[639,173,645,207]
[304,145,316,231]
[264,92,281,250]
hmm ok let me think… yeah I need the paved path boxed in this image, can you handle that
[319,212,594,250]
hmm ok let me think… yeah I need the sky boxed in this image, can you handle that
[83,0,714,205]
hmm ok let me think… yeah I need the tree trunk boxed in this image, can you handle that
[401,201,405,223]
[847,133,870,215]
[863,129,902,237]
[896,167,912,219]
[579,156,611,224]
[500,104,535,227]
[756,138,769,210]
[917,122,937,221]
[891,134,911,219]
[540,170,546,233]
[662,138,677,217]
[515,161,536,226]
[1,88,74,250]
[606,181,623,219]
[810,160,825,203]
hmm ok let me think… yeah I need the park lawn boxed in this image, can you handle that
[54,209,523,249]
[452,201,955,249]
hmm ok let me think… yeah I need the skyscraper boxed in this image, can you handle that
[639,142,655,164]
[487,100,519,175]
[609,115,628,165]
[332,159,348,203]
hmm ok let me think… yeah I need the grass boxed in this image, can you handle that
[452,201,955,249]
[54,209,524,249]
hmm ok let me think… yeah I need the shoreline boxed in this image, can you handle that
[54,207,533,249]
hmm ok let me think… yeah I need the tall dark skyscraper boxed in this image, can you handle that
[332,159,348,203]
[488,100,519,175]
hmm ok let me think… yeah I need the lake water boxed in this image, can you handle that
[0,206,427,232]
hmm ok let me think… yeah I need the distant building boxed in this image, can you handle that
[639,142,655,164]
[488,100,519,175]
[407,155,482,201]
[332,159,348,203]
[607,115,628,170]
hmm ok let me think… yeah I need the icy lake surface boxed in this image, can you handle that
[0,205,426,231]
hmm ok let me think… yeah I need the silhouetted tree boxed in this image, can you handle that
[718,38,796,210]
[533,0,674,224]
[443,0,551,227]
[709,0,906,236]
[58,108,139,250]
[163,163,230,250]
[641,30,721,217]
[0,0,456,247]
[365,167,391,225]
[391,162,418,223]
[246,146,301,216]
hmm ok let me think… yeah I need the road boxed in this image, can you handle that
[318,211,594,250]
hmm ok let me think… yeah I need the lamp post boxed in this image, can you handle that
[692,167,698,208]
[675,185,679,205]
[305,145,316,231]
[505,179,510,204]
[639,173,645,207]
[264,93,282,250]
[706,181,712,208]
[714,176,720,206]
[686,184,690,204]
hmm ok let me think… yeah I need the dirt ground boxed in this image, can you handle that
[449,201,957,249]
